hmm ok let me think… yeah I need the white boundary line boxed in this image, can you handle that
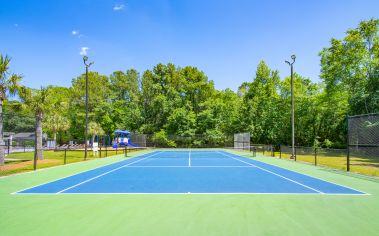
[123,166,254,168]
[15,192,369,196]
[12,151,157,194]
[12,150,370,196]
[225,150,370,195]
[188,149,191,167]
[217,151,324,194]
[56,152,162,194]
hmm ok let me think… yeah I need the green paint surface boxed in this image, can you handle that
[1,150,379,236]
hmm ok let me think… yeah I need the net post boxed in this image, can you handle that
[64,148,67,165]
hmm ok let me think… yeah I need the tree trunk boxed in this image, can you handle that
[53,132,57,144]
[0,99,4,165]
[35,111,44,160]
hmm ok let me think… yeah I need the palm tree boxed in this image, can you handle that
[45,114,70,144]
[88,121,104,146]
[19,87,50,160]
[44,112,70,145]
[0,55,22,165]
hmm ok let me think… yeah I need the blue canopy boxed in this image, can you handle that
[114,129,130,135]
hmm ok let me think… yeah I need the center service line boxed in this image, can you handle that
[189,149,191,167]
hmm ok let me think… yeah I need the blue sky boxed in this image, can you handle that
[1,0,378,91]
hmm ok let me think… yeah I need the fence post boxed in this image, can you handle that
[346,115,350,171]
[294,147,297,161]
[33,148,37,171]
[347,146,350,171]
[272,145,275,157]
[7,140,10,154]
[314,147,317,166]
[64,149,67,165]
[105,146,108,157]
[99,144,102,158]
[279,144,282,159]
[125,146,128,157]
[116,147,118,155]
[24,142,26,152]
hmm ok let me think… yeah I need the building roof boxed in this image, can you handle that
[12,132,35,140]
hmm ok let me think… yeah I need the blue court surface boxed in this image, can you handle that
[16,151,366,195]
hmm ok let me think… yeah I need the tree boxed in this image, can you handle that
[19,87,51,160]
[44,86,71,144]
[3,101,34,133]
[280,74,321,146]
[88,121,104,145]
[241,61,281,144]
[151,130,176,147]
[320,18,379,115]
[108,69,142,132]
[69,72,110,140]
[0,55,22,165]
[44,114,70,144]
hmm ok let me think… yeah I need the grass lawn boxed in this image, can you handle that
[256,151,379,177]
[1,149,379,235]
[1,148,137,177]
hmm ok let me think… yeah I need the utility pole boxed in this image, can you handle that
[83,56,93,160]
[285,55,296,160]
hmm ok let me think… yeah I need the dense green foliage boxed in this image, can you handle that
[4,19,379,148]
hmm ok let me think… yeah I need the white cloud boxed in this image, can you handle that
[72,30,79,35]
[79,47,89,56]
[113,4,125,11]
[14,23,18,27]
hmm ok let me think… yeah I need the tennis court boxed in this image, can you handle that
[15,150,365,195]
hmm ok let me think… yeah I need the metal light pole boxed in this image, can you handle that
[285,55,296,160]
[83,56,93,160]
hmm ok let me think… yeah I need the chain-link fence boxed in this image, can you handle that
[348,113,379,174]
[145,134,234,148]
[246,114,379,176]
[233,133,251,150]
[249,144,275,156]
[279,146,348,170]
[130,134,147,147]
